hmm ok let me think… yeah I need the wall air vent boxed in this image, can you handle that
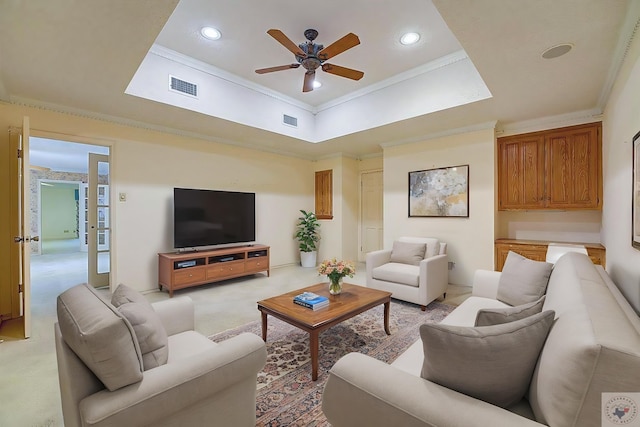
[169,75,198,98]
[283,114,298,127]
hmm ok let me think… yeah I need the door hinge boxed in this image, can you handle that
[17,148,23,158]
[18,283,23,293]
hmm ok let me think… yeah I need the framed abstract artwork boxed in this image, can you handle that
[633,130,640,249]
[408,165,469,217]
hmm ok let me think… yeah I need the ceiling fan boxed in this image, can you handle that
[255,28,364,93]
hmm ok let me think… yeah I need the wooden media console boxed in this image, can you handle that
[158,244,270,297]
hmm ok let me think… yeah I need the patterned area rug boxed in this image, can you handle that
[210,300,454,426]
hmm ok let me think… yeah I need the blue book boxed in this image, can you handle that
[293,292,328,306]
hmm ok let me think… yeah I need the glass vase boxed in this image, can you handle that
[329,276,343,295]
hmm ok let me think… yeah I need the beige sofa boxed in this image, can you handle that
[55,283,267,427]
[366,237,448,310]
[323,252,640,427]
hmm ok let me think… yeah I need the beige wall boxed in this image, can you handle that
[383,127,496,285]
[602,22,640,313]
[0,103,315,297]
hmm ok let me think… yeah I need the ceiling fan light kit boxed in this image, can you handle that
[255,28,364,93]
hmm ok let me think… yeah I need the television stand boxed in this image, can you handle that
[158,244,270,297]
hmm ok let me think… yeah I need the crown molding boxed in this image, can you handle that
[8,96,318,161]
[496,109,603,137]
[597,1,640,109]
[379,120,497,149]
[314,50,469,113]
[149,44,315,112]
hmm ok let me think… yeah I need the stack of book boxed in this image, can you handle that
[293,291,329,310]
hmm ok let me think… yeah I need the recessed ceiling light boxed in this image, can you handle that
[400,32,420,45]
[313,81,322,89]
[542,43,573,59]
[200,27,221,40]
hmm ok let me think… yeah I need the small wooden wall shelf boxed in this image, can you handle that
[158,244,270,297]
[495,238,605,271]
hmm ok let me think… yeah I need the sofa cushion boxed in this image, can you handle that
[372,263,420,287]
[420,310,555,408]
[56,283,143,391]
[497,251,552,306]
[529,252,640,427]
[389,241,426,265]
[112,284,169,370]
[475,296,545,327]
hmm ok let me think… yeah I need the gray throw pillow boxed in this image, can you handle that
[389,241,426,266]
[57,283,143,391]
[112,284,169,370]
[475,295,546,327]
[420,310,555,408]
[112,282,149,306]
[497,251,552,306]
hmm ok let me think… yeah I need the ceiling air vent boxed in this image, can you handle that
[169,75,198,97]
[283,114,298,127]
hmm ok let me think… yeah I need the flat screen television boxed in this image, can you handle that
[173,188,256,250]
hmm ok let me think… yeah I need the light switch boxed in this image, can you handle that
[119,193,127,202]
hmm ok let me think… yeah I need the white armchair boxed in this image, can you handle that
[366,237,448,310]
[55,283,267,427]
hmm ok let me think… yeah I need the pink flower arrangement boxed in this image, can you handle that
[318,258,356,282]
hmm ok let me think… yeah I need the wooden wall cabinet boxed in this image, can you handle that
[158,245,269,297]
[315,169,333,219]
[495,239,605,271]
[498,122,602,210]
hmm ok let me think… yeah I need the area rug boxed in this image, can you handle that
[210,300,454,426]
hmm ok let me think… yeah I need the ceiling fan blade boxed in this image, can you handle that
[303,71,315,92]
[255,64,300,74]
[267,29,307,58]
[321,63,364,80]
[317,33,360,61]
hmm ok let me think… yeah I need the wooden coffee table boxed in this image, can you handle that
[257,282,391,381]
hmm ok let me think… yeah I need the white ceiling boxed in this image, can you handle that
[154,0,463,106]
[0,0,637,164]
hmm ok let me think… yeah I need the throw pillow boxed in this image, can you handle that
[475,295,546,327]
[497,251,552,306]
[57,283,143,391]
[111,284,169,370]
[420,310,555,408]
[117,302,169,369]
[389,241,426,266]
[111,282,150,306]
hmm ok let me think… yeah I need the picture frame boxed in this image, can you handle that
[408,165,469,217]
[632,130,640,249]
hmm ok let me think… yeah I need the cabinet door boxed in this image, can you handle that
[495,243,547,271]
[498,136,546,210]
[546,124,601,209]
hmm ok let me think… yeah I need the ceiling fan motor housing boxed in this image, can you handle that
[297,41,324,71]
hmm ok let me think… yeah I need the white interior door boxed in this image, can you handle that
[88,153,110,288]
[360,171,384,261]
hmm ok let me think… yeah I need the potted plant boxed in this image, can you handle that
[294,209,320,267]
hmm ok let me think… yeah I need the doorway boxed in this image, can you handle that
[360,170,384,261]
[29,137,110,308]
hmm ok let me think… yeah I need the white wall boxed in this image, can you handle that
[112,137,314,293]
[602,19,640,313]
[383,127,496,285]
